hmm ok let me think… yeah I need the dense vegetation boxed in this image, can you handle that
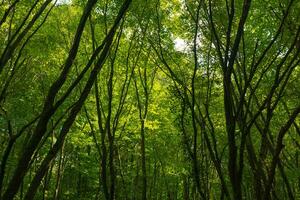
[0,0,299,199]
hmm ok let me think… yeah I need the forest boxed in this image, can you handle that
[0,0,299,199]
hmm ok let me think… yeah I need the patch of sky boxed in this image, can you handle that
[56,0,71,5]
[174,38,188,52]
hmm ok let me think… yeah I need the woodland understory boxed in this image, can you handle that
[0,0,300,199]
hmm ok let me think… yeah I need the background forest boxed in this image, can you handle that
[0,0,299,199]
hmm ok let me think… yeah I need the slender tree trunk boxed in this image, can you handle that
[183,176,189,200]
[140,119,147,200]
[53,141,65,200]
[95,82,110,200]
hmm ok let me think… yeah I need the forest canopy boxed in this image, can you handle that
[0,0,299,199]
